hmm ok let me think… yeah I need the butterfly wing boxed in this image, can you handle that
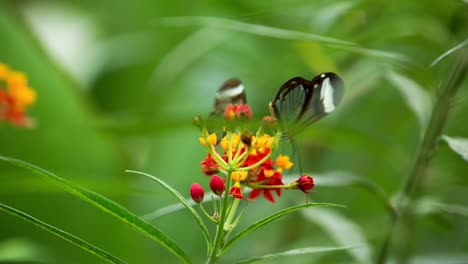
[271,77,313,134]
[213,78,246,114]
[271,72,344,136]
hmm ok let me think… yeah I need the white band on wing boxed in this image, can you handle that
[216,84,244,100]
[320,78,335,113]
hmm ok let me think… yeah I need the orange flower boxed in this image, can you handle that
[0,63,37,127]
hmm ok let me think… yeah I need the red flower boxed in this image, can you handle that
[248,170,283,203]
[229,183,246,200]
[224,103,252,120]
[190,183,205,203]
[209,175,225,196]
[295,175,315,193]
[200,154,219,176]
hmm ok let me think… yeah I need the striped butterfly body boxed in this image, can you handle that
[270,72,344,138]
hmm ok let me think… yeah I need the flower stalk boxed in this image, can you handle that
[192,103,317,263]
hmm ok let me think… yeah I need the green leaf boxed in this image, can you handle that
[386,71,432,130]
[297,171,396,216]
[0,238,46,262]
[0,156,191,264]
[125,170,212,251]
[0,203,126,264]
[431,38,468,67]
[220,203,343,257]
[148,27,231,89]
[302,208,372,264]
[441,135,468,161]
[410,253,468,264]
[329,44,410,62]
[233,246,353,264]
[157,16,354,45]
[416,197,468,218]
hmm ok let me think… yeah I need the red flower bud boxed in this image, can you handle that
[295,175,315,193]
[209,175,225,196]
[190,183,205,203]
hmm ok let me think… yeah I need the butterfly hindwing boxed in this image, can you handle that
[271,77,312,133]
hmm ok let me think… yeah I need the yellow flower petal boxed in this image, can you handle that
[0,63,10,79]
[199,137,207,146]
[275,155,294,170]
[220,137,228,150]
[232,171,248,181]
[208,133,217,146]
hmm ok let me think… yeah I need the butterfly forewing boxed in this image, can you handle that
[272,72,344,136]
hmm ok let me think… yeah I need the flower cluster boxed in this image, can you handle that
[0,63,36,127]
[191,103,314,204]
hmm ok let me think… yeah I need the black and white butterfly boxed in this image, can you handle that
[269,72,344,138]
[212,78,247,115]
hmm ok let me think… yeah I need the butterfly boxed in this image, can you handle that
[269,72,345,138]
[212,78,247,115]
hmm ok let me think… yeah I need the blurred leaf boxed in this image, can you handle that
[328,44,410,62]
[431,38,468,67]
[294,41,339,73]
[313,1,357,32]
[148,27,232,90]
[441,135,468,161]
[386,71,432,130]
[126,170,212,252]
[0,156,191,264]
[234,246,353,264]
[309,171,396,216]
[302,208,372,264]
[408,254,468,264]
[416,197,468,218]
[0,238,46,262]
[157,16,354,45]
[220,203,344,257]
[0,203,126,264]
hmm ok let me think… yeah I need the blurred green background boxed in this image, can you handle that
[1,0,467,263]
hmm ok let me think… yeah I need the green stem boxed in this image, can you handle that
[199,203,217,224]
[207,170,233,264]
[224,197,240,229]
[238,151,272,171]
[376,53,467,264]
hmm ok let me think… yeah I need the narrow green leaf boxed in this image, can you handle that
[410,253,468,264]
[441,135,468,161]
[329,44,410,62]
[294,171,396,216]
[234,246,353,264]
[220,203,343,256]
[0,203,126,264]
[157,16,354,46]
[148,27,231,89]
[386,71,432,130]
[126,170,212,251]
[302,208,372,264]
[431,38,468,67]
[416,197,468,218]
[0,156,191,264]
